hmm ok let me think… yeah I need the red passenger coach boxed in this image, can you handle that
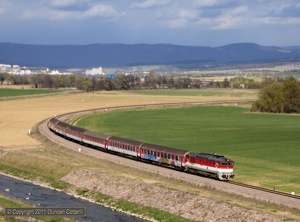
[140,143,188,168]
[55,121,69,136]
[47,118,60,132]
[107,136,143,157]
[82,130,110,149]
[65,125,85,142]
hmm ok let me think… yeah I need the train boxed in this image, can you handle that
[47,117,235,180]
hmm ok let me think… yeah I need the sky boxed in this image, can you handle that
[0,0,300,47]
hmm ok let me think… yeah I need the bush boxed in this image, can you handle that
[251,76,300,113]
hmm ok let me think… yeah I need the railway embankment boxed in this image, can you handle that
[62,169,286,222]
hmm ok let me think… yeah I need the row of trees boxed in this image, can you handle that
[2,72,299,113]
[0,72,262,91]
[251,76,300,113]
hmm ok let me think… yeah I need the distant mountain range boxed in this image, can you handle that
[0,43,299,68]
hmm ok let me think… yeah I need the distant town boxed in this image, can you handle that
[1,61,300,92]
[0,63,104,76]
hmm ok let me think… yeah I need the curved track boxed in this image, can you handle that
[228,181,300,200]
[39,101,300,210]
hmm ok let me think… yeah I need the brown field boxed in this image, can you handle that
[2,89,299,221]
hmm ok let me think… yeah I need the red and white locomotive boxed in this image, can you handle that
[48,117,234,180]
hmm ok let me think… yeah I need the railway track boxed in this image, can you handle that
[228,181,300,200]
[40,100,300,210]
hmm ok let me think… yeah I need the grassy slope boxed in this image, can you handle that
[74,106,300,193]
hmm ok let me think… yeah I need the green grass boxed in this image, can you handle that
[125,89,257,97]
[74,106,300,193]
[0,88,64,97]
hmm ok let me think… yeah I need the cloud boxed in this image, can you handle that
[165,9,199,28]
[0,0,12,15]
[271,3,300,17]
[46,0,90,8]
[131,0,171,9]
[254,16,300,26]
[193,0,232,8]
[22,2,122,21]
[82,4,121,18]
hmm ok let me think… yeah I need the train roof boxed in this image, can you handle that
[67,124,86,133]
[49,117,60,124]
[84,130,110,140]
[56,121,69,128]
[141,143,188,156]
[189,152,233,162]
[109,136,144,147]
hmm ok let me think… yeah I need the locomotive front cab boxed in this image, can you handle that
[218,160,235,180]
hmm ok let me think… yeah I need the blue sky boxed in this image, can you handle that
[0,0,299,46]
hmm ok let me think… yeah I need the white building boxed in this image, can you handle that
[86,67,103,75]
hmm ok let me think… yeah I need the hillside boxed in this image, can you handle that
[0,43,299,68]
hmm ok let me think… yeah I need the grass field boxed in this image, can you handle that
[74,105,300,193]
[0,88,64,97]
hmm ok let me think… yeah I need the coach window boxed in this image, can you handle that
[164,153,167,158]
[168,154,170,159]
[151,151,153,155]
[175,156,178,161]
[171,155,174,159]
[154,151,156,157]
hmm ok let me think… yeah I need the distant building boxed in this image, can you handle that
[86,67,103,75]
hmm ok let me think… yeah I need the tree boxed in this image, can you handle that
[251,76,300,113]
[282,76,300,113]
[0,73,5,84]
[223,78,230,88]
[258,81,284,113]
[144,73,157,89]
[115,74,128,90]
